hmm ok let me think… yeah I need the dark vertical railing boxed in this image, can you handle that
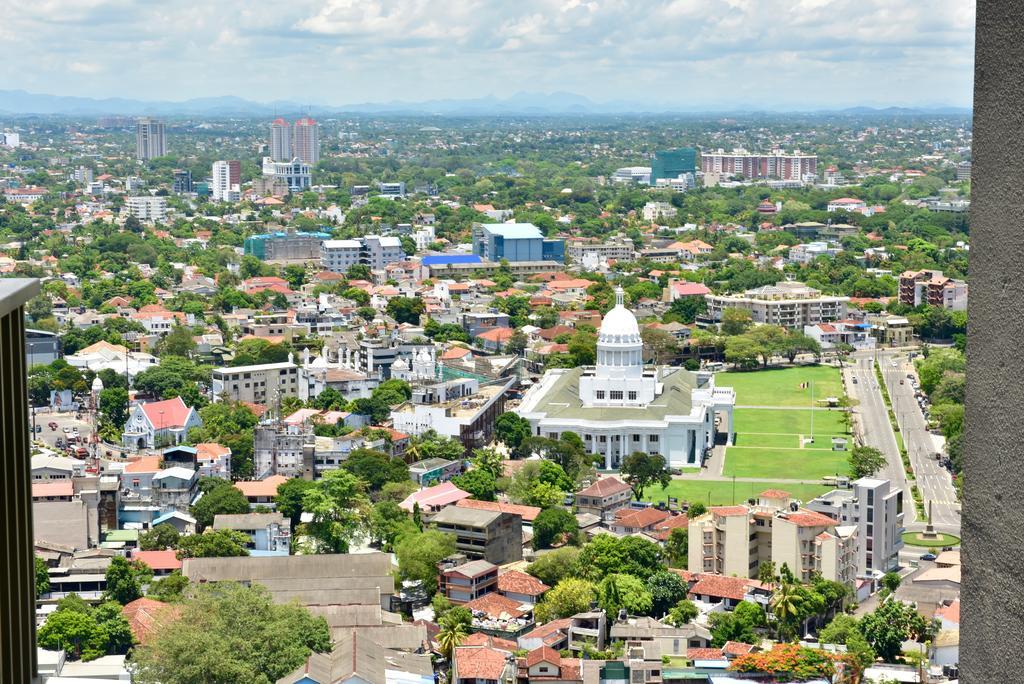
[0,278,40,683]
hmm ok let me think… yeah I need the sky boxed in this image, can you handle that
[0,0,976,109]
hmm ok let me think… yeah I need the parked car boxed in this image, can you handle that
[48,422,58,431]
[62,427,71,434]
[921,552,937,561]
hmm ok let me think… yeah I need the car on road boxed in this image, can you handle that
[34,425,42,433]
[48,422,57,431]
[62,427,70,434]
[921,552,937,561]
[852,377,858,384]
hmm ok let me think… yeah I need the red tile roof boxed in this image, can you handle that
[935,599,960,624]
[710,506,748,518]
[759,489,791,499]
[454,646,509,680]
[32,481,74,498]
[131,550,182,572]
[651,514,689,541]
[477,327,514,342]
[234,474,288,499]
[139,397,193,429]
[465,592,527,619]
[689,574,760,602]
[519,618,572,647]
[457,498,541,523]
[688,647,726,661]
[497,570,550,597]
[122,597,182,644]
[461,632,517,651]
[526,645,561,667]
[723,641,756,656]
[577,476,631,498]
[124,455,163,473]
[780,510,838,528]
[399,481,471,512]
[613,507,670,529]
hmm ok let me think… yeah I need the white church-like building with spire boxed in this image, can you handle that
[516,288,735,470]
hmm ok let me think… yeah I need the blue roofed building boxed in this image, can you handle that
[421,254,483,267]
[472,223,565,263]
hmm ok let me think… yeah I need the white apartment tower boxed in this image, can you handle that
[292,117,320,165]
[211,160,241,202]
[136,118,167,160]
[270,118,292,162]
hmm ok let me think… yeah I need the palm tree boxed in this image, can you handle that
[769,581,803,641]
[437,614,469,662]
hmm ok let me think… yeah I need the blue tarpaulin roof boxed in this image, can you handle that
[421,254,482,266]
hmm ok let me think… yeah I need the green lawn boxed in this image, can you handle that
[721,365,844,406]
[723,446,850,480]
[733,432,801,448]
[644,479,832,506]
[902,531,961,548]
[734,408,849,437]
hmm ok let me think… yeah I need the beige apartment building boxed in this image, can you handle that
[688,490,858,587]
[705,281,849,329]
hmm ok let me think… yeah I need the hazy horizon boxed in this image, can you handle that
[0,1,975,111]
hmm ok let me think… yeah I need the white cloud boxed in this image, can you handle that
[0,0,974,107]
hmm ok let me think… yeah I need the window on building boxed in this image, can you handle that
[596,390,605,399]
[628,391,637,401]
[599,435,607,443]
[649,434,659,443]
[610,390,623,400]
[632,434,640,442]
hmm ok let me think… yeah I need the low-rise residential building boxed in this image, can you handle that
[125,195,167,222]
[574,477,633,519]
[234,475,289,510]
[408,457,462,486]
[431,506,523,565]
[642,201,677,221]
[804,320,876,350]
[705,281,849,329]
[391,378,513,454]
[438,558,499,604]
[213,512,291,555]
[789,241,843,264]
[898,269,968,311]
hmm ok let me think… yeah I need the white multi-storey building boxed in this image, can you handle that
[261,157,311,192]
[125,196,167,223]
[270,118,292,162]
[611,166,652,184]
[705,281,849,329]
[292,117,320,165]
[135,118,166,160]
[320,240,362,273]
[807,477,905,574]
[320,235,406,273]
[211,160,240,202]
[517,289,735,470]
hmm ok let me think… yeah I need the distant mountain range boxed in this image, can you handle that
[0,89,972,117]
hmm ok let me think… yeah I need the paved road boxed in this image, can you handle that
[878,350,961,531]
[846,353,914,524]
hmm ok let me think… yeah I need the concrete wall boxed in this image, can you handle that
[964,2,1022,679]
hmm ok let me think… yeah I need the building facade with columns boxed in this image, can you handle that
[516,289,735,470]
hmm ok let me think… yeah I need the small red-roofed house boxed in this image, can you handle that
[130,549,183,576]
[122,396,202,451]
[607,507,671,535]
[122,597,182,645]
[497,570,550,605]
[574,477,632,518]
[234,474,288,508]
[476,327,514,352]
[452,646,511,684]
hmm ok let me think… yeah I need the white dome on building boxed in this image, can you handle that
[393,357,409,370]
[598,288,641,344]
[91,376,104,392]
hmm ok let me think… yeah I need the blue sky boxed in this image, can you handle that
[0,0,975,108]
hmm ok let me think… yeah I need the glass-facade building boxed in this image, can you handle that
[650,148,698,184]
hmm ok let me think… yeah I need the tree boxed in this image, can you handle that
[342,448,410,491]
[819,614,876,672]
[708,600,761,647]
[534,578,598,623]
[646,571,689,616]
[770,577,804,641]
[95,600,135,653]
[729,643,837,681]
[621,452,671,501]
[641,327,678,364]
[664,527,688,568]
[859,598,930,662]
[881,571,903,594]
[532,507,579,550]
[386,297,425,325]
[666,599,699,627]
[437,611,470,661]
[37,607,108,661]
[453,469,497,501]
[191,480,251,530]
[395,529,457,593]
[527,547,581,586]
[667,295,706,324]
[104,556,144,605]
[139,523,181,551]
[367,500,415,551]
[148,571,190,603]
[725,335,762,369]
[189,402,258,478]
[99,386,130,431]
[131,582,330,684]
[301,469,368,553]
[471,447,504,478]
[849,445,887,479]
[346,263,372,281]
[720,307,753,336]
[157,326,197,358]
[507,329,528,356]
[573,534,663,581]
[274,477,316,529]
[176,529,251,559]
[495,412,531,451]
[687,502,707,518]
[36,555,50,598]
[599,573,653,617]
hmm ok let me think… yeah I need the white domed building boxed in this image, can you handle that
[516,288,735,470]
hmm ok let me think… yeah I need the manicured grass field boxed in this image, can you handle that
[732,432,802,448]
[721,365,844,406]
[733,408,849,437]
[644,479,832,506]
[902,531,961,548]
[723,446,850,480]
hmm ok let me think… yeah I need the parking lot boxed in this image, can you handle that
[32,409,97,450]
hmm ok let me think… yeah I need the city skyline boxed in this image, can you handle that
[0,1,975,110]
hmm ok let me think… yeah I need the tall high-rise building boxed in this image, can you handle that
[136,118,167,160]
[172,169,193,194]
[270,118,292,162]
[701,148,817,180]
[292,117,320,165]
[211,160,242,201]
[650,148,697,184]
